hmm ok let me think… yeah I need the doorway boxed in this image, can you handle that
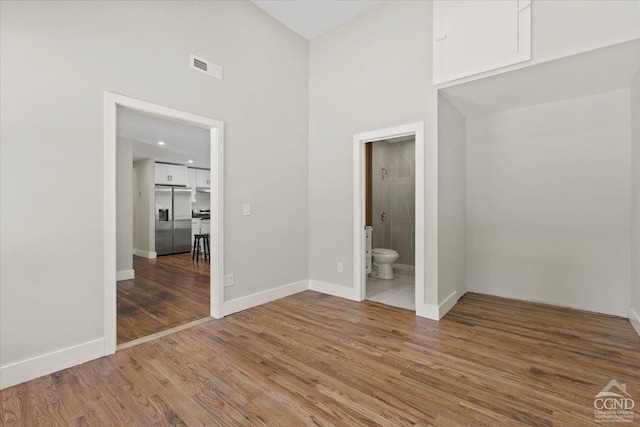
[117,106,217,345]
[104,92,224,355]
[353,122,425,312]
[364,137,416,309]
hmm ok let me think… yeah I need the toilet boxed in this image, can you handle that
[371,248,399,279]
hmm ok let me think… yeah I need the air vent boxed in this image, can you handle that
[193,58,208,71]
[190,54,223,80]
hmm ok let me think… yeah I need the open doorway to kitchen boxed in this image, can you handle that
[353,123,424,313]
[104,93,224,354]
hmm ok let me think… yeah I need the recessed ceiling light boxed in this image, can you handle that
[188,160,194,164]
[157,141,165,146]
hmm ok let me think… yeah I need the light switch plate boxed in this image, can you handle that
[243,204,251,216]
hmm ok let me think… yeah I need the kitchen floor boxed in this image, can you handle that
[365,269,415,310]
[117,253,210,344]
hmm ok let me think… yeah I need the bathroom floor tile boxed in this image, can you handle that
[380,291,415,311]
[365,284,397,301]
[365,271,415,311]
[367,279,411,292]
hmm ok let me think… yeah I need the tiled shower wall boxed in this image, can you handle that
[371,139,415,266]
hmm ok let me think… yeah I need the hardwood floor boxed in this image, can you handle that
[117,254,210,344]
[2,292,639,426]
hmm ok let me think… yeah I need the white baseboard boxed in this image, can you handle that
[630,307,640,338]
[416,303,439,320]
[133,249,157,259]
[416,291,459,320]
[116,269,135,281]
[0,338,105,389]
[223,280,308,316]
[309,280,357,300]
[438,291,459,319]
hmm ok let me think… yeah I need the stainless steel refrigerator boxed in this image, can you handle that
[155,186,192,256]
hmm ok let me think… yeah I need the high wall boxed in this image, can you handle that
[437,95,467,305]
[0,0,309,385]
[466,89,631,317]
[308,0,439,306]
[308,0,640,315]
[631,72,640,334]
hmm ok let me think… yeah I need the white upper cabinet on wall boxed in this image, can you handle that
[155,163,188,186]
[196,169,211,188]
[433,0,532,85]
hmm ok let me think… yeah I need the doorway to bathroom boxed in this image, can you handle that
[353,122,425,313]
[364,137,416,309]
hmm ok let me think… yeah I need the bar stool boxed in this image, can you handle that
[192,233,210,261]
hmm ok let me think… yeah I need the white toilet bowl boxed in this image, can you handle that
[371,248,399,279]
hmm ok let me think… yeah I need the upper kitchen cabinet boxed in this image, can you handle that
[433,0,532,85]
[196,169,211,188]
[155,162,188,186]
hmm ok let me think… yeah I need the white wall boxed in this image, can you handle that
[116,137,133,276]
[631,72,640,334]
[0,0,308,376]
[533,1,640,65]
[133,159,155,255]
[308,0,440,306]
[438,0,640,87]
[437,95,467,303]
[467,89,631,317]
[193,191,211,213]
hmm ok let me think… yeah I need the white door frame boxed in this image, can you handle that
[103,92,224,355]
[353,122,425,310]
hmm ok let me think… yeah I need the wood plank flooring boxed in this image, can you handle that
[2,292,640,426]
[117,254,210,344]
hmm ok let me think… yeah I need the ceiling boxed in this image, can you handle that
[117,107,210,169]
[251,0,384,40]
[385,135,415,144]
[440,39,640,117]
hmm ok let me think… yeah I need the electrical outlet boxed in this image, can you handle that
[224,274,234,287]
[337,263,343,273]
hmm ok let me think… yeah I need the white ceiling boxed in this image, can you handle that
[117,107,210,169]
[440,39,640,117]
[384,135,415,144]
[251,0,384,40]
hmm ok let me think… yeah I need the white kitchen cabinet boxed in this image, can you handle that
[155,163,171,185]
[169,164,188,186]
[196,169,211,188]
[155,163,188,186]
[433,0,532,85]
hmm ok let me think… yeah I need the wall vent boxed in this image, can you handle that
[190,54,223,80]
